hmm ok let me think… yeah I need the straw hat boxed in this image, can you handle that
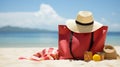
[66,11,103,33]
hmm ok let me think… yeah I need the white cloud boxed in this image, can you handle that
[99,17,120,32]
[109,23,120,32]
[0,4,67,31]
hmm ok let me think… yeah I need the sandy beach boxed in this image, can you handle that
[0,46,120,67]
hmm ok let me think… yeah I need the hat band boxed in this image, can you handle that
[76,20,94,26]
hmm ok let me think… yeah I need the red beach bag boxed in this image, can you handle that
[58,25,108,60]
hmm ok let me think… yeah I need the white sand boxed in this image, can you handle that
[0,46,120,67]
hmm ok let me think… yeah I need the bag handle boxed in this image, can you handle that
[69,31,77,59]
[69,31,94,60]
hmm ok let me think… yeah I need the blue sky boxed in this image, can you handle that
[0,0,120,31]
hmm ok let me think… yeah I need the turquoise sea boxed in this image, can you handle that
[0,32,120,47]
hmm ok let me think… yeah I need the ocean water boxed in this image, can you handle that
[106,32,120,46]
[0,32,120,47]
[0,32,58,47]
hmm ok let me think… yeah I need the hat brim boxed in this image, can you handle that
[66,19,103,33]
